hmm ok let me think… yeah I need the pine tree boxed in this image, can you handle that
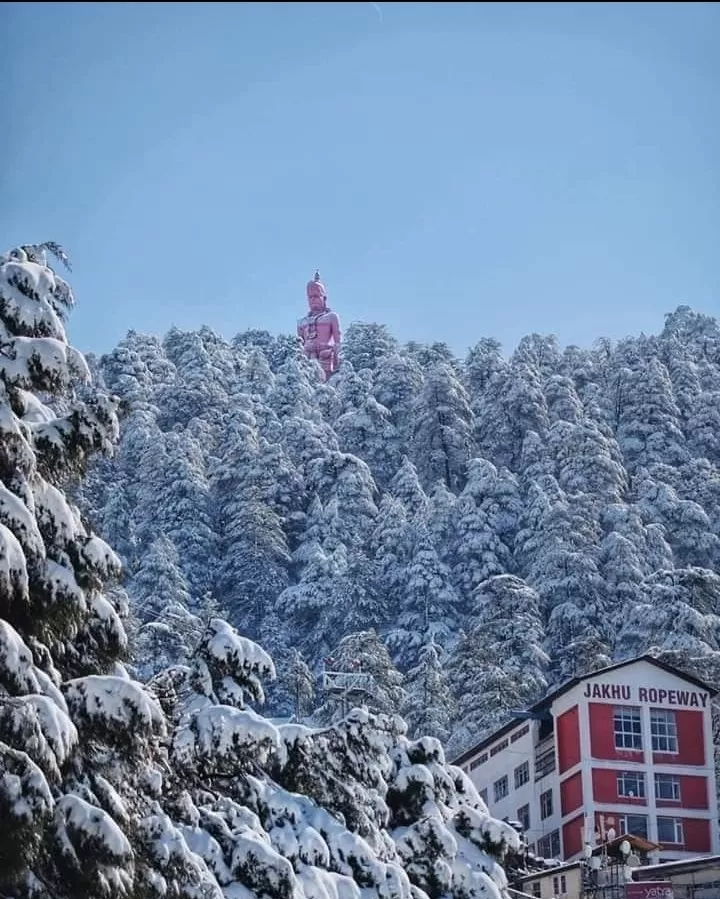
[411,362,475,492]
[336,394,402,489]
[386,525,462,670]
[401,642,454,743]
[0,245,522,899]
[374,351,424,455]
[475,360,549,470]
[0,244,166,895]
[342,322,398,373]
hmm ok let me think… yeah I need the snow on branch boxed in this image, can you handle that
[53,794,133,895]
[199,618,276,707]
[63,675,166,749]
[173,704,279,773]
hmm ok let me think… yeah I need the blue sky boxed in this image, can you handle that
[3,1,719,359]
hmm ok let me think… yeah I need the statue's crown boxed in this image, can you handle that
[306,270,327,298]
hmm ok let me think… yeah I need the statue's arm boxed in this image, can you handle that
[330,314,341,365]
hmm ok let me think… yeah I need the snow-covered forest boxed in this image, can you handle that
[66,262,720,764]
[0,244,529,899]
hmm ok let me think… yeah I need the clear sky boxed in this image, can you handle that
[3,1,719,360]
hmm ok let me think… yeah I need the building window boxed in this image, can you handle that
[618,814,648,838]
[490,738,509,757]
[515,761,530,789]
[657,817,684,844]
[654,774,680,802]
[511,724,530,743]
[537,829,561,859]
[493,775,509,803]
[614,707,642,750]
[553,874,567,896]
[617,771,645,799]
[651,710,678,753]
[517,803,530,832]
[540,789,553,820]
[479,788,488,805]
[531,883,541,898]
[470,752,488,771]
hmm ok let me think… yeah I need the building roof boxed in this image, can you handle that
[637,854,720,878]
[514,860,581,883]
[596,833,662,856]
[451,654,717,767]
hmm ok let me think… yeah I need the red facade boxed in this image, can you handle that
[588,703,643,761]
[682,817,711,853]
[562,812,584,859]
[676,775,708,810]
[557,705,581,773]
[652,710,705,766]
[560,771,583,816]
[592,768,647,805]
[562,679,714,859]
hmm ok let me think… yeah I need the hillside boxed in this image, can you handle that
[0,243,528,899]
[76,307,720,759]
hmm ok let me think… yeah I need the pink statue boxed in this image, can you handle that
[297,270,341,380]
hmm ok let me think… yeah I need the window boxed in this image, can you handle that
[614,707,642,750]
[540,789,553,820]
[517,804,530,832]
[618,814,648,838]
[493,775,509,803]
[654,774,680,802]
[479,788,488,805]
[511,724,530,743]
[515,761,530,789]
[651,710,678,753]
[490,738,509,757]
[657,817,684,844]
[537,829,561,859]
[470,752,488,771]
[531,883,541,898]
[553,875,567,896]
[617,771,645,799]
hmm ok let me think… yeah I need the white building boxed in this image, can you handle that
[452,655,719,865]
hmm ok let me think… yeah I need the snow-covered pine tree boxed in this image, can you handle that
[0,243,169,896]
[156,617,519,899]
[342,322,398,374]
[411,362,475,493]
[77,285,720,769]
[386,525,462,670]
[374,351,424,456]
[335,394,402,489]
[447,574,549,757]
[474,360,549,471]
[401,641,454,743]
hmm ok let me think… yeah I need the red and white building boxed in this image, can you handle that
[453,655,719,864]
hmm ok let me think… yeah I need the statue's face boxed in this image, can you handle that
[307,283,326,313]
